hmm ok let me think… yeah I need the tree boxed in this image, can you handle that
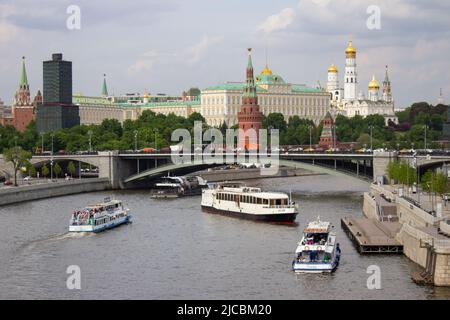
[27,165,37,178]
[263,113,287,132]
[67,161,76,178]
[53,163,62,179]
[434,172,449,195]
[42,164,49,178]
[4,147,32,186]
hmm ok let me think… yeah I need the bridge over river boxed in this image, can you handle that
[1,151,449,189]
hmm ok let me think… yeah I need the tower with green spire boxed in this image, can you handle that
[237,48,263,150]
[14,56,32,106]
[101,74,109,97]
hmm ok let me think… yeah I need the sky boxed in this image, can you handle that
[0,0,449,108]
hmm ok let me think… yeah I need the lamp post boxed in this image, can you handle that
[154,129,159,168]
[369,125,373,151]
[397,143,400,152]
[332,125,337,151]
[88,130,93,153]
[155,129,159,150]
[50,134,54,182]
[134,130,138,152]
[309,125,312,150]
[41,133,44,154]
[424,125,428,150]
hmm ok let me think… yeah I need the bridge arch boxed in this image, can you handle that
[123,159,371,184]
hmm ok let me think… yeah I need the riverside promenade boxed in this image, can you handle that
[0,178,111,206]
[344,182,450,286]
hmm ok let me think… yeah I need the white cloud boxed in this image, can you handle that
[257,8,296,34]
[127,50,162,75]
[186,36,223,65]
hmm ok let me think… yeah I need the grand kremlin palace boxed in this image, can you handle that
[74,64,331,127]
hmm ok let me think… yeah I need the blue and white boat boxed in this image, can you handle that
[292,217,341,273]
[69,198,132,233]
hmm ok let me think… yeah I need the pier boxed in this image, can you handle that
[341,216,403,253]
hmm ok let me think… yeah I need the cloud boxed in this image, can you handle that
[257,8,296,34]
[185,36,224,65]
[128,50,166,75]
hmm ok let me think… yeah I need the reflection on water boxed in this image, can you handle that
[0,175,449,299]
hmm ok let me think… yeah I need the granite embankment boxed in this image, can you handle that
[0,178,111,206]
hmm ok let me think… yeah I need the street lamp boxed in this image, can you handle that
[40,132,44,154]
[308,125,312,150]
[87,130,93,153]
[50,134,54,181]
[154,128,159,150]
[134,130,138,152]
[369,125,374,151]
[423,125,428,150]
[333,124,337,152]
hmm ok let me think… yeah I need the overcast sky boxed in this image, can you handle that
[0,0,449,108]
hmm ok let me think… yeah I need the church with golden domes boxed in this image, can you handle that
[326,40,397,125]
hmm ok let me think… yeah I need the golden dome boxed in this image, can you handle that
[345,40,356,55]
[368,75,380,89]
[328,64,338,73]
[260,64,273,75]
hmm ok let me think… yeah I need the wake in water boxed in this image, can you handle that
[19,231,93,251]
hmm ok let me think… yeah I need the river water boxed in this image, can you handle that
[0,175,449,300]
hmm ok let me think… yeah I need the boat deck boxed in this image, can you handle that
[341,216,403,253]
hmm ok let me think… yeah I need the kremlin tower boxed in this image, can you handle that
[237,48,263,151]
[382,65,392,103]
[12,57,36,132]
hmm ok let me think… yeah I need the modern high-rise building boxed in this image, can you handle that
[36,53,80,133]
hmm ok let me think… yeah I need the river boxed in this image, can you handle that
[0,175,449,299]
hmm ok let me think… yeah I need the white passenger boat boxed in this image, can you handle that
[69,198,132,233]
[292,217,341,273]
[150,175,207,198]
[201,182,298,223]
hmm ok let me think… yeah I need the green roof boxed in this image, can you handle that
[204,82,267,92]
[20,57,28,87]
[102,75,108,96]
[117,100,201,108]
[292,85,323,93]
[255,73,286,85]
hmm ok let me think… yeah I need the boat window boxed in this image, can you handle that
[257,198,262,204]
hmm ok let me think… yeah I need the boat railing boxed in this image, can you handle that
[262,204,296,209]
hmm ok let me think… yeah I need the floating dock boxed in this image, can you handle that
[341,216,403,253]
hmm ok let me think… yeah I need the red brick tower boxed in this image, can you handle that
[319,111,335,148]
[237,48,263,150]
[12,57,35,132]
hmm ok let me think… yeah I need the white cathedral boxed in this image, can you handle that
[326,40,398,125]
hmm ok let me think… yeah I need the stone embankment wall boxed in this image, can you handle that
[0,178,111,206]
[197,167,321,182]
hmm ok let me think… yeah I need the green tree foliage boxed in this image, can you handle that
[421,170,449,195]
[27,164,37,178]
[53,163,62,179]
[42,164,49,178]
[386,160,416,186]
[67,161,76,177]
[4,146,32,186]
